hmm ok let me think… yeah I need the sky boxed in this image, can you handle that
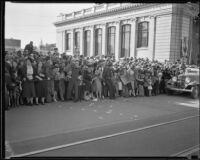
[5,2,95,49]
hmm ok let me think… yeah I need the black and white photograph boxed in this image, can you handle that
[3,1,200,158]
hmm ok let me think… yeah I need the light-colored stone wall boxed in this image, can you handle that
[154,14,172,62]
[55,3,198,62]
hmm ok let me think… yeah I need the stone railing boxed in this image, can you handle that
[56,3,143,22]
[74,10,82,17]
[95,4,105,11]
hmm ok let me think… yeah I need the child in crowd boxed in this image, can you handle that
[92,67,102,100]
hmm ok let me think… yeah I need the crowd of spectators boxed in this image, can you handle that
[5,42,190,110]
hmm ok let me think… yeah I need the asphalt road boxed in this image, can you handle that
[5,94,199,157]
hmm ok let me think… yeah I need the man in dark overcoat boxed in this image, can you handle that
[24,41,34,55]
[67,59,81,102]
[102,61,115,99]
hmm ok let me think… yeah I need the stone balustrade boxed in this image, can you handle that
[59,3,138,21]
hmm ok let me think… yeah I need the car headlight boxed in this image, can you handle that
[185,77,191,83]
[172,76,177,82]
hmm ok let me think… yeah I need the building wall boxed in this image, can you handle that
[154,14,172,62]
[55,3,198,62]
[182,16,190,38]
[169,12,182,62]
[55,3,174,60]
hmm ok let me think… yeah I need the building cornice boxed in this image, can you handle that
[54,3,159,27]
[56,9,174,32]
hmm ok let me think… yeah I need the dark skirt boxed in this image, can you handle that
[46,80,54,102]
[35,80,48,98]
[127,82,132,91]
[22,80,36,98]
[84,81,92,92]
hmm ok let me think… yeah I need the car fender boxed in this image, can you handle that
[188,81,198,86]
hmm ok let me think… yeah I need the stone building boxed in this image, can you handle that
[54,3,199,63]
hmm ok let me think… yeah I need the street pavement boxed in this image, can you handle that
[5,94,199,157]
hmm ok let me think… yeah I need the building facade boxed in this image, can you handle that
[5,38,21,53]
[54,3,199,62]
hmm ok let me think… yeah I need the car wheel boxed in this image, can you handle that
[191,86,199,99]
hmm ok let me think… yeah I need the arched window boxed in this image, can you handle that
[107,26,116,56]
[121,24,131,58]
[137,21,149,48]
[84,30,91,57]
[65,32,71,50]
[74,32,80,55]
[95,28,102,56]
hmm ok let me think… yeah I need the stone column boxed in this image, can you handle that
[80,28,84,55]
[62,31,65,53]
[102,23,107,55]
[71,29,74,55]
[149,16,156,61]
[115,21,121,61]
[130,18,137,58]
[56,31,62,53]
[90,25,95,57]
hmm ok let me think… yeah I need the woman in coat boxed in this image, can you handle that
[34,60,48,105]
[21,58,36,106]
[127,64,136,97]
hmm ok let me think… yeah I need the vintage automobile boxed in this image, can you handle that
[165,67,199,99]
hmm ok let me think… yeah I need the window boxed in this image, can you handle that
[74,32,80,55]
[107,27,116,56]
[65,32,71,50]
[95,28,102,56]
[137,22,149,48]
[84,30,91,57]
[121,24,131,58]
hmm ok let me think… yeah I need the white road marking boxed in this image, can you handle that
[171,144,200,156]
[11,115,199,158]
